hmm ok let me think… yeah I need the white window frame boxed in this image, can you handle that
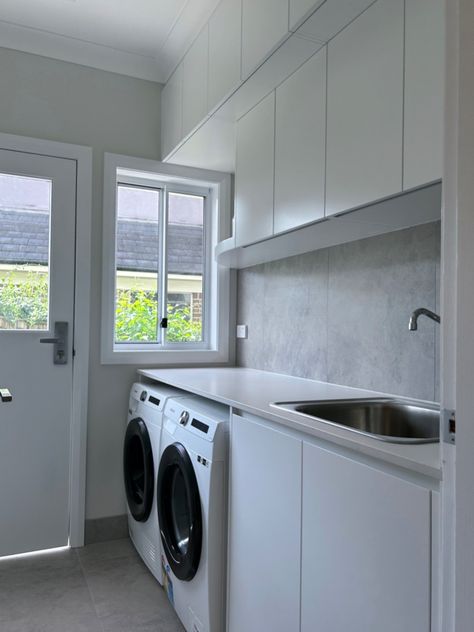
[102,153,233,365]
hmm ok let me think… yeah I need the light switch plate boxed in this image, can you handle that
[236,324,248,339]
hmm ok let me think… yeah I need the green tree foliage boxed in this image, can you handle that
[0,274,201,342]
[0,271,49,328]
[115,289,202,343]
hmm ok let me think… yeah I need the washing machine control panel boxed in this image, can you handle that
[179,410,190,426]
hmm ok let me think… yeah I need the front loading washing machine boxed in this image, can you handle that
[157,396,229,632]
[123,382,186,584]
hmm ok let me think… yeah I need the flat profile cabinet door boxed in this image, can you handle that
[274,47,326,234]
[208,0,242,112]
[161,63,183,159]
[301,442,431,632]
[228,414,301,632]
[289,0,325,31]
[235,92,275,247]
[182,25,209,138]
[404,0,445,190]
[242,0,289,79]
[325,0,404,216]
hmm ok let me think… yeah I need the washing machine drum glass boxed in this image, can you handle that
[157,442,202,581]
[123,418,154,522]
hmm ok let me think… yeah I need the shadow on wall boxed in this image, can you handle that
[237,221,441,402]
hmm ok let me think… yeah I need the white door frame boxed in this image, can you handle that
[0,132,92,549]
[442,0,474,629]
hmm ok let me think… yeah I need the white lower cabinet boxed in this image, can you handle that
[228,414,301,632]
[301,441,432,632]
[228,413,437,632]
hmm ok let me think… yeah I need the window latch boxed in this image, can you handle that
[160,318,168,329]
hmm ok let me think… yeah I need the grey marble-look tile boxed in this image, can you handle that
[236,264,266,370]
[261,250,328,381]
[327,223,438,400]
[236,223,441,401]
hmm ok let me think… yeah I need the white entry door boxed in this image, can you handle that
[0,148,76,556]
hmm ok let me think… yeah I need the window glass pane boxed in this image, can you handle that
[0,173,51,330]
[115,185,160,343]
[166,192,204,343]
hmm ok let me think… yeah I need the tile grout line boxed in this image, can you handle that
[75,548,106,632]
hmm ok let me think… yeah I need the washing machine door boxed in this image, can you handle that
[123,418,154,522]
[157,442,202,581]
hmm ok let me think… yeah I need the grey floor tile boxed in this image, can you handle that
[81,551,174,621]
[0,613,104,632]
[101,610,184,632]
[76,538,138,572]
[0,547,79,575]
[0,539,184,632]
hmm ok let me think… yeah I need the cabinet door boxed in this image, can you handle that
[404,0,445,190]
[228,414,301,632]
[208,0,242,112]
[301,442,431,632]
[161,63,183,159]
[182,25,209,139]
[242,0,289,79]
[289,0,325,32]
[235,92,275,246]
[274,47,326,234]
[326,0,404,216]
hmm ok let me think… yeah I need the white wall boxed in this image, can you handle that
[0,47,162,519]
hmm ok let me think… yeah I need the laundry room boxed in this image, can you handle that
[0,1,473,631]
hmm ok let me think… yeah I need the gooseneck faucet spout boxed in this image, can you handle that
[409,308,440,331]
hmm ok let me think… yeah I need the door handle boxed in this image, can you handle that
[40,321,68,365]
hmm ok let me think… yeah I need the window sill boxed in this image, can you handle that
[100,347,231,366]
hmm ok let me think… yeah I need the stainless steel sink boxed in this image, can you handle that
[271,399,440,444]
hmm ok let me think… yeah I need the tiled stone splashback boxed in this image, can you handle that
[237,222,441,402]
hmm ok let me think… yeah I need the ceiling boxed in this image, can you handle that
[0,0,220,82]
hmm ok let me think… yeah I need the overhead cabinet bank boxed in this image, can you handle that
[233,0,444,248]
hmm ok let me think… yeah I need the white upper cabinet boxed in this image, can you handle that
[208,0,242,112]
[182,25,209,139]
[289,0,325,32]
[295,0,374,41]
[325,0,404,216]
[301,441,432,632]
[161,63,183,159]
[404,0,445,190]
[241,0,290,79]
[235,92,275,247]
[274,47,326,234]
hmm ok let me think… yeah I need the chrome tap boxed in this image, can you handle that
[409,308,440,331]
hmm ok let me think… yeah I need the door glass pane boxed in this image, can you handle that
[0,173,51,330]
[115,184,160,343]
[166,192,204,343]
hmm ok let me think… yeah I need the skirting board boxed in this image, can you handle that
[84,514,128,545]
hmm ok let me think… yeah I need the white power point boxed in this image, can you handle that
[236,324,248,339]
